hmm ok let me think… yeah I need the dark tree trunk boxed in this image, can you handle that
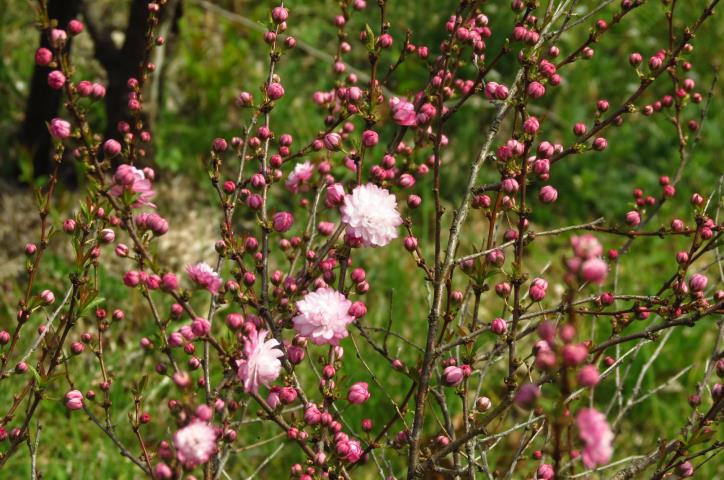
[17,0,81,182]
[15,0,184,182]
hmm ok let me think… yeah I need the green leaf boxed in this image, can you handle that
[364,24,376,52]
[79,295,105,317]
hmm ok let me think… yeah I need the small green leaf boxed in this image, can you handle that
[364,24,376,52]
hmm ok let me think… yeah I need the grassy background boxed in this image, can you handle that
[1,0,723,478]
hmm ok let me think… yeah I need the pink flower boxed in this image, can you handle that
[390,97,417,126]
[537,464,555,479]
[491,317,507,335]
[186,262,222,294]
[581,258,608,285]
[326,183,345,207]
[625,210,641,226]
[688,273,708,292]
[337,438,363,463]
[47,70,66,90]
[576,408,614,468]
[173,421,217,467]
[443,366,464,386]
[514,383,540,409]
[293,288,354,345]
[539,185,558,204]
[64,390,84,410]
[237,329,283,393]
[341,184,402,247]
[347,382,370,404]
[109,164,156,208]
[272,211,294,232]
[571,234,603,259]
[562,343,588,366]
[286,161,314,192]
[267,82,285,100]
[49,118,71,139]
[361,130,379,147]
[577,365,600,387]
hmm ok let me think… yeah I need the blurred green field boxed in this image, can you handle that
[0,0,722,478]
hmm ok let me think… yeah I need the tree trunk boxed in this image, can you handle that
[17,0,81,183]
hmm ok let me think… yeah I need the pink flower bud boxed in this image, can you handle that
[527,81,545,99]
[49,118,71,139]
[577,365,600,387]
[537,464,555,480]
[40,289,55,304]
[688,274,707,292]
[625,211,641,226]
[529,284,546,302]
[539,185,558,204]
[61,219,76,234]
[377,33,393,48]
[394,173,414,189]
[154,463,173,479]
[562,343,588,366]
[495,282,511,297]
[581,258,608,284]
[443,366,464,386]
[47,70,66,90]
[99,228,115,244]
[523,116,540,134]
[103,139,122,157]
[347,382,370,404]
[272,211,294,232]
[491,317,507,335]
[191,317,211,337]
[404,236,418,252]
[271,6,289,23]
[65,390,84,410]
[362,130,379,147]
[487,248,505,267]
[592,137,608,151]
[348,301,367,318]
[501,177,519,194]
[514,383,540,409]
[267,82,285,100]
[35,47,53,66]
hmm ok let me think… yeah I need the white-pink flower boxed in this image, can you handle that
[186,262,222,294]
[109,164,155,208]
[293,288,354,345]
[576,408,614,468]
[173,421,217,468]
[389,97,417,126]
[285,161,314,192]
[237,329,284,393]
[341,184,402,247]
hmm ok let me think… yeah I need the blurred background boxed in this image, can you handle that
[0,0,722,478]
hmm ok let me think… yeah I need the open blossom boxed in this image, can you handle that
[173,421,217,467]
[293,288,354,345]
[576,408,614,468]
[341,184,402,247]
[186,262,222,294]
[237,329,283,393]
[286,161,314,192]
[108,164,155,208]
[389,97,417,126]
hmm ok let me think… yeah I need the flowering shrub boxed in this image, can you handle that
[2,0,723,479]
